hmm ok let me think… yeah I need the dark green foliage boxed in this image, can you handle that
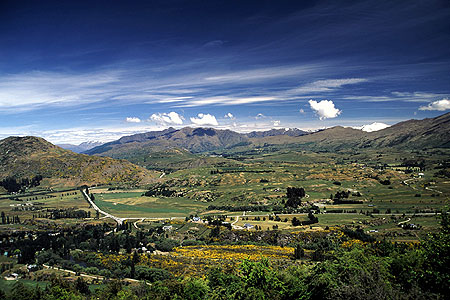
[285,187,305,208]
[135,266,173,282]
[155,238,180,252]
[0,175,42,193]
[307,247,395,300]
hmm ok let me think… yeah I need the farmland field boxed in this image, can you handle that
[83,150,448,235]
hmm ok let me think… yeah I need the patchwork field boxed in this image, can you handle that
[86,150,448,234]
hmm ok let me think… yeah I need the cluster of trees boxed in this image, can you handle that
[210,169,274,175]
[0,175,43,193]
[332,190,363,204]
[3,223,449,300]
[1,212,20,224]
[291,212,318,226]
[285,187,305,208]
[142,186,176,197]
[47,209,91,219]
[206,204,274,212]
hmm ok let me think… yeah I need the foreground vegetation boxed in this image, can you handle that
[0,210,448,299]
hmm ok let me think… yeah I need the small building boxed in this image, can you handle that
[243,223,254,229]
[27,264,38,272]
[162,225,173,231]
[192,217,201,222]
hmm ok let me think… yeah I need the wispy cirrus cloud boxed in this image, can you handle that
[0,70,122,111]
[344,92,448,103]
[288,78,368,94]
[176,96,278,107]
[0,63,325,111]
[203,64,322,83]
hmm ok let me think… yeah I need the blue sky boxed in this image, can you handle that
[0,0,449,144]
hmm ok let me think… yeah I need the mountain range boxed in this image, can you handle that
[85,112,450,157]
[0,113,448,186]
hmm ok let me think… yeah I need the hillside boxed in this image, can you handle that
[251,113,450,151]
[87,127,248,154]
[246,128,307,138]
[84,127,246,170]
[0,136,157,187]
[363,112,450,149]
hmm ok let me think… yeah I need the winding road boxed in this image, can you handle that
[43,264,149,285]
[82,189,125,225]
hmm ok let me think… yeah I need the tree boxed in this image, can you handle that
[285,187,305,208]
[294,244,305,259]
[74,277,90,295]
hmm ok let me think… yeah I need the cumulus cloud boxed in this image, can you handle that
[150,112,184,125]
[355,122,390,132]
[419,99,450,111]
[255,113,266,119]
[125,117,141,123]
[190,113,219,126]
[224,112,235,119]
[309,99,341,120]
[273,120,281,126]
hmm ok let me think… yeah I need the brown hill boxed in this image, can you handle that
[251,112,450,151]
[0,136,157,187]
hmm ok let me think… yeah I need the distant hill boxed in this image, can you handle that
[0,136,157,187]
[84,113,450,166]
[58,141,104,153]
[85,127,244,170]
[246,128,308,138]
[251,113,450,151]
[362,112,450,149]
[86,127,248,154]
[250,126,368,151]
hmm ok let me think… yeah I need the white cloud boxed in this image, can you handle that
[190,113,218,126]
[255,113,266,119]
[290,78,367,94]
[419,99,450,111]
[354,122,390,132]
[344,92,447,103]
[125,117,141,123]
[309,99,341,120]
[224,112,235,119]
[176,96,277,107]
[204,65,317,83]
[150,112,184,125]
[0,70,121,111]
[28,124,167,144]
[273,120,281,127]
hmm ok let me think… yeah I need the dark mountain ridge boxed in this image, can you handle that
[82,113,450,167]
